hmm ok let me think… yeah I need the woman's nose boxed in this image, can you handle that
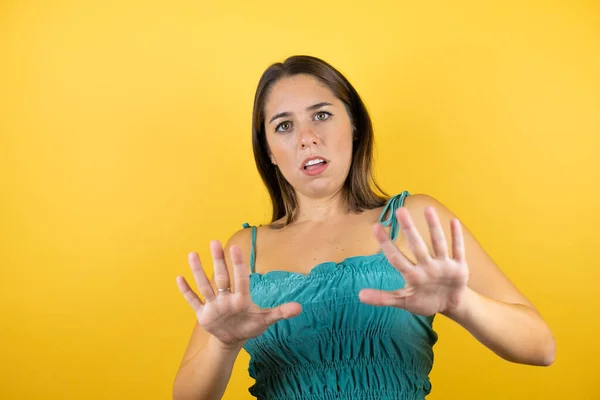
[299,127,319,147]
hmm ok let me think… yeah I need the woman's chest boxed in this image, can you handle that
[254,210,391,275]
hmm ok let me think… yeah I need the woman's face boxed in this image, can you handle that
[263,74,354,197]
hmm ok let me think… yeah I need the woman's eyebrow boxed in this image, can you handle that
[269,111,291,124]
[268,102,333,124]
[306,102,333,111]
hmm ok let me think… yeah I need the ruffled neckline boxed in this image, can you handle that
[249,250,388,284]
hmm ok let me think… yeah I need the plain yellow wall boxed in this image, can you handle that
[1,0,599,398]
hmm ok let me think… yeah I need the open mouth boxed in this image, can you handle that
[303,159,328,170]
[301,158,329,176]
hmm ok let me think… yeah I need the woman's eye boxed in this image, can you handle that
[276,121,292,132]
[314,111,331,121]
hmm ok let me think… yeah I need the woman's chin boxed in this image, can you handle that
[303,180,343,197]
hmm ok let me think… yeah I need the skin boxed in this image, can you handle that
[172,73,556,400]
[265,73,354,205]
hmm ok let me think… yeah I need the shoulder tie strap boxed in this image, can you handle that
[378,190,411,241]
[241,223,257,273]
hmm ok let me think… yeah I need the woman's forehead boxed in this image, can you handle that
[265,75,339,114]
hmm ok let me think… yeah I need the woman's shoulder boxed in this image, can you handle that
[226,224,253,244]
[223,224,255,267]
[401,192,451,215]
[385,191,452,225]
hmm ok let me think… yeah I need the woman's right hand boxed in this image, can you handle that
[176,240,302,350]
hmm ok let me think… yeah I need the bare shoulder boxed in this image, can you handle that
[401,193,461,228]
[395,193,443,238]
[222,226,254,274]
[403,193,443,210]
[224,226,253,251]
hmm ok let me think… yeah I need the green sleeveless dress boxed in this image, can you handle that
[241,191,438,399]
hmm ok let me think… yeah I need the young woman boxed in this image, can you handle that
[173,55,555,400]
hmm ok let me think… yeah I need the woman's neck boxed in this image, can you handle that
[293,189,348,224]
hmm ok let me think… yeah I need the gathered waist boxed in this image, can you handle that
[253,388,426,400]
[248,358,429,400]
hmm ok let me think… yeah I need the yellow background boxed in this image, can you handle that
[2,0,599,399]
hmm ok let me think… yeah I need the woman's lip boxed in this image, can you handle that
[300,156,328,169]
[301,161,328,176]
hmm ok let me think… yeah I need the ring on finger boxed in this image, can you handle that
[217,287,230,293]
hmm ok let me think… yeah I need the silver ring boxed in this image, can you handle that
[217,287,230,293]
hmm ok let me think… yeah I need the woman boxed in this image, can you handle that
[173,55,555,400]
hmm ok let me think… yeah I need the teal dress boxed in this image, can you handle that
[241,191,438,400]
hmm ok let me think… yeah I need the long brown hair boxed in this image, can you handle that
[251,55,389,227]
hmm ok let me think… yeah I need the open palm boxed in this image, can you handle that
[359,206,469,317]
[176,241,302,348]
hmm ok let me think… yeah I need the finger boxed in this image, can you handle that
[175,276,204,313]
[230,245,250,297]
[188,252,216,302]
[210,240,231,292]
[395,207,431,264]
[424,206,449,259]
[358,288,414,308]
[451,218,466,263]
[263,302,302,326]
[373,223,414,274]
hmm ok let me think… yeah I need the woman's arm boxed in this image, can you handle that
[173,230,250,400]
[173,330,243,400]
[443,286,555,366]
[359,193,555,366]
[173,229,302,399]
[413,194,555,366]
[173,233,248,400]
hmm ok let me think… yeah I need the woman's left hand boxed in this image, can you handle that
[359,206,470,317]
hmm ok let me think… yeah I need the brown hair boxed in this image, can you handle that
[251,55,389,227]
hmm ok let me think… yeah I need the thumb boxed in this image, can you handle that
[358,288,412,308]
[263,302,302,326]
